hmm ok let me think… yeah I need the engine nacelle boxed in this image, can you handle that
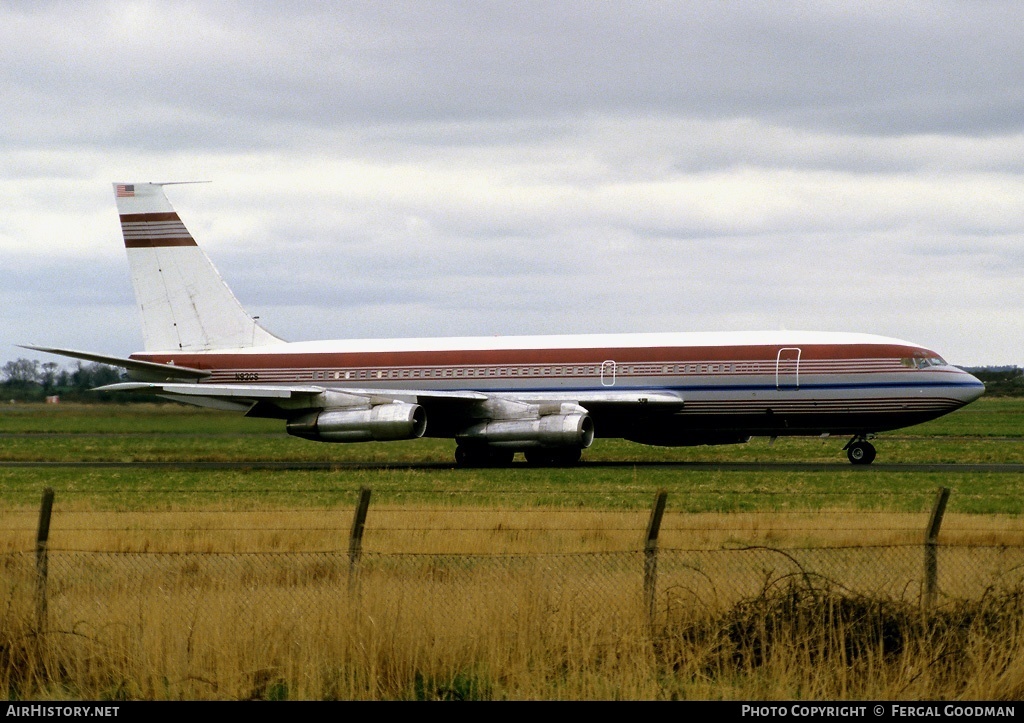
[286,403,427,443]
[457,413,594,449]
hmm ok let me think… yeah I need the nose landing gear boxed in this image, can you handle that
[843,435,876,465]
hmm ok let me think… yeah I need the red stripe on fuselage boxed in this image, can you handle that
[133,343,934,372]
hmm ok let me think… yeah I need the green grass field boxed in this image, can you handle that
[1,398,1021,514]
[3,399,1024,700]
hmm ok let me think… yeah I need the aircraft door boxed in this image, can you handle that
[601,360,616,387]
[775,348,801,390]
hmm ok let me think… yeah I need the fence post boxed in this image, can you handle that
[35,487,55,635]
[644,490,668,626]
[923,487,950,609]
[348,487,371,595]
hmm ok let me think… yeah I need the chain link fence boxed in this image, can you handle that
[5,542,1024,699]
[6,543,1024,633]
[6,485,1024,698]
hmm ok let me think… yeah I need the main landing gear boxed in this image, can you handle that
[843,435,876,465]
[454,444,583,467]
[454,444,515,467]
[523,448,582,466]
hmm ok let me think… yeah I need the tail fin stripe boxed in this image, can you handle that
[119,213,198,248]
[124,237,196,248]
[119,212,180,222]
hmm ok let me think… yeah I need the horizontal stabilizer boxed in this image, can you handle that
[19,345,210,381]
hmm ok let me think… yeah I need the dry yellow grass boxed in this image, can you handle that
[4,544,1024,700]
[4,505,1024,700]
[3,505,1024,554]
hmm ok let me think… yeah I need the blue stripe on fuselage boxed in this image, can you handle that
[439,380,985,395]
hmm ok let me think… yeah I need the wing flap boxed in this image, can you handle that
[493,390,684,409]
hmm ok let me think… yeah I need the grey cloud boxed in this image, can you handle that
[3,1,1024,367]
[5,1,1024,151]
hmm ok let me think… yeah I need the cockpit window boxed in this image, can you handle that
[901,356,947,369]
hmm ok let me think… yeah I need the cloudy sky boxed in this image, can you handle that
[2,1,1023,368]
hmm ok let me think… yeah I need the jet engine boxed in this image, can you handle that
[286,403,427,443]
[457,412,594,449]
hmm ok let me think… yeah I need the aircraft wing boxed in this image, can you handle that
[93,381,490,414]
[91,380,682,419]
[96,381,488,403]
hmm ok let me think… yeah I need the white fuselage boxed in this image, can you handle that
[132,330,984,444]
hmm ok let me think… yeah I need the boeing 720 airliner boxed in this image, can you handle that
[26,182,985,466]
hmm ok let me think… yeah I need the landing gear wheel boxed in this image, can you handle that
[455,445,514,467]
[846,441,876,465]
[524,450,553,466]
[524,448,582,467]
[487,448,515,466]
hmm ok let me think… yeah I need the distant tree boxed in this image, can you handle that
[40,361,60,392]
[963,366,1024,397]
[0,357,130,402]
[73,362,122,388]
[2,358,40,386]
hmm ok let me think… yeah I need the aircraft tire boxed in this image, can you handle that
[524,450,550,466]
[455,444,514,467]
[846,441,876,465]
[525,448,582,467]
[487,448,515,466]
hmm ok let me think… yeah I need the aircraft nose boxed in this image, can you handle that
[958,370,986,404]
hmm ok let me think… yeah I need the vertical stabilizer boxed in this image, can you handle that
[114,182,283,351]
